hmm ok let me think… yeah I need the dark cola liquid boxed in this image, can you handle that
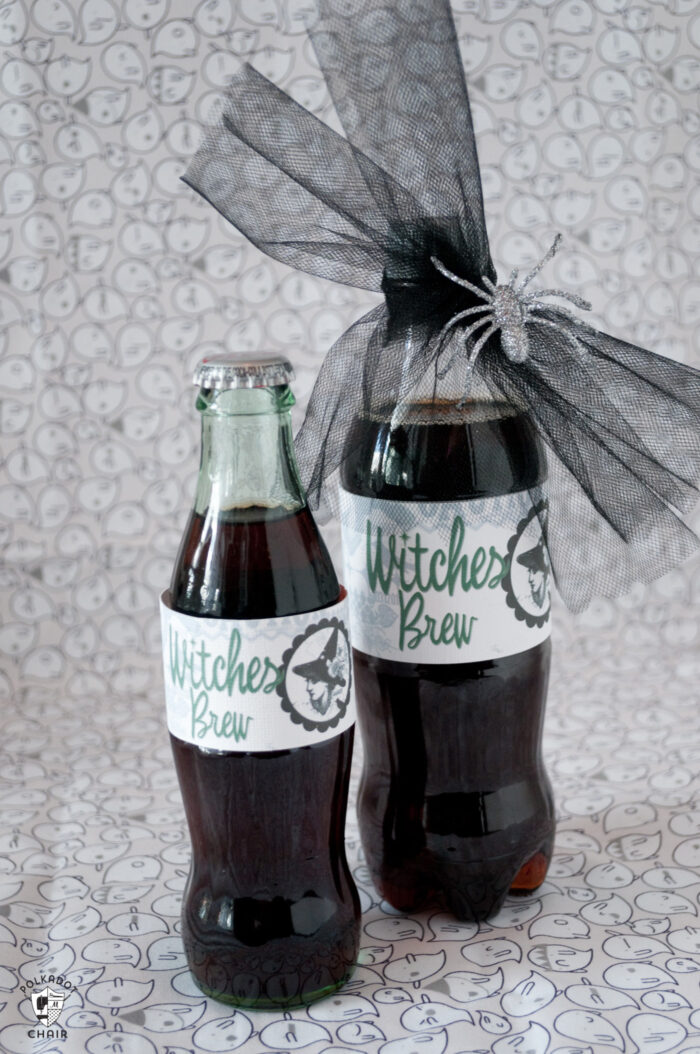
[169,505,359,1008]
[341,402,555,921]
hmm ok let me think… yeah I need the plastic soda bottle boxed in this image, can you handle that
[340,398,554,920]
[161,353,360,1007]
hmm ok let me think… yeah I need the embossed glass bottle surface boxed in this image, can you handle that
[164,354,359,1008]
[340,400,555,921]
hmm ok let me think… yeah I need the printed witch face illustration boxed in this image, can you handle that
[279,620,352,731]
[503,503,551,627]
[304,676,332,714]
[292,627,347,717]
[516,537,549,609]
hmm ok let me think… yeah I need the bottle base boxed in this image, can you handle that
[180,911,360,1011]
[189,965,356,1011]
[371,840,553,921]
[509,849,550,893]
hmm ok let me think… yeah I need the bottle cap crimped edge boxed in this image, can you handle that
[194,352,295,389]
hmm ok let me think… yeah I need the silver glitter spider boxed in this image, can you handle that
[430,234,592,383]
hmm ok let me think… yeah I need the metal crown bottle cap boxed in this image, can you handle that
[193,353,295,390]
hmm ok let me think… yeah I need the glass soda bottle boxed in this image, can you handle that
[340,398,554,921]
[160,353,360,1008]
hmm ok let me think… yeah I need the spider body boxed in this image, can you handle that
[491,281,529,363]
[430,234,592,385]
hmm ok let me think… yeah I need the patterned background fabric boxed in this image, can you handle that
[1,0,700,1050]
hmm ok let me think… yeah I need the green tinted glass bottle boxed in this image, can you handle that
[161,353,359,1008]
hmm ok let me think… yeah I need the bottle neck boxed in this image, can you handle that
[193,385,306,516]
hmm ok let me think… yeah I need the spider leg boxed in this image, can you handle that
[528,316,584,353]
[522,287,592,311]
[482,275,496,293]
[456,324,499,406]
[431,255,492,302]
[436,314,494,378]
[465,323,498,368]
[530,303,590,327]
[434,305,492,353]
[462,314,496,341]
[517,234,562,293]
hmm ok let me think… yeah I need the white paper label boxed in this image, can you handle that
[160,592,355,751]
[339,489,551,664]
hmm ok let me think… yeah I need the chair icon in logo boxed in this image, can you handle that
[31,987,66,1027]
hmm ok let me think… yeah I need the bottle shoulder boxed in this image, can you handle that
[341,406,547,500]
[170,505,340,619]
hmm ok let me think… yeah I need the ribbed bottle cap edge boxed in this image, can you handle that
[193,353,295,389]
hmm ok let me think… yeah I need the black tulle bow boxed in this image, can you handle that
[182,0,700,611]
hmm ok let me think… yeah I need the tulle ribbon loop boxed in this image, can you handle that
[182,0,700,611]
